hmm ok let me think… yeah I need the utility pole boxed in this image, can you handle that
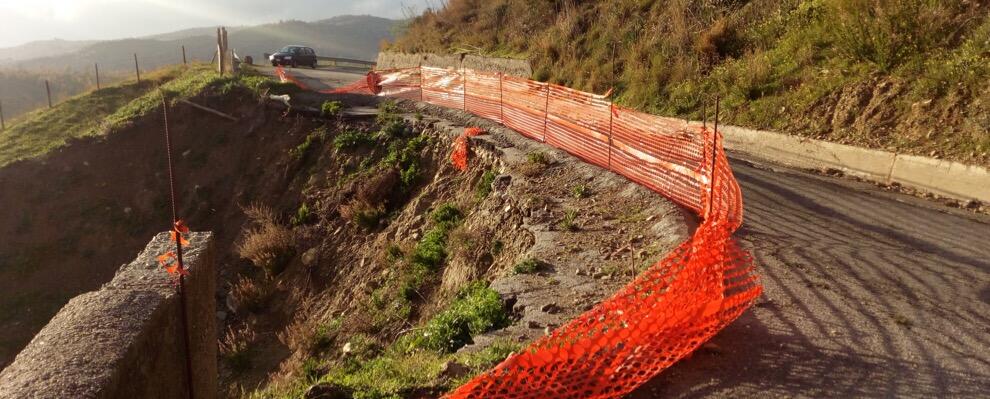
[95,63,101,90]
[45,80,53,109]
[134,54,141,83]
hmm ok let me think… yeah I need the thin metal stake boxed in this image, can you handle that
[160,92,196,399]
[708,97,720,219]
[134,54,141,83]
[45,80,52,108]
[182,45,187,65]
[498,72,504,123]
[542,83,550,143]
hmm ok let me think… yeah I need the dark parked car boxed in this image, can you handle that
[269,46,317,68]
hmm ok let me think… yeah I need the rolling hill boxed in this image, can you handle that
[0,15,397,121]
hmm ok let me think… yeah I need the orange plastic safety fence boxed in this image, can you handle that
[281,66,762,398]
[451,127,485,171]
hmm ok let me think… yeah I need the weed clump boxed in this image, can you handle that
[407,281,510,352]
[333,130,374,150]
[237,205,296,276]
[290,203,313,226]
[476,170,498,199]
[321,100,344,118]
[558,208,579,231]
[513,257,542,275]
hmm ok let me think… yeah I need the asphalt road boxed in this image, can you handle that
[266,67,990,397]
[254,64,368,91]
[633,156,990,398]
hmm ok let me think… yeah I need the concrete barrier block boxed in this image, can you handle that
[720,125,897,181]
[891,155,990,202]
[0,232,216,399]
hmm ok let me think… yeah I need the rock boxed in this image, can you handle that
[301,248,320,267]
[304,382,351,399]
[963,199,982,210]
[701,342,721,353]
[216,311,227,321]
[541,303,561,314]
[439,361,471,379]
[512,303,527,314]
[575,268,586,276]
[341,342,353,354]
[527,320,542,329]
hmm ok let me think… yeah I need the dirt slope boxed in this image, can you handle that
[0,88,324,368]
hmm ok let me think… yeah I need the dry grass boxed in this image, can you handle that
[237,204,296,276]
[229,276,274,314]
[220,325,257,373]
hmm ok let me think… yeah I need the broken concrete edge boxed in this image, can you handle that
[376,51,533,78]
[713,124,990,203]
[0,232,217,399]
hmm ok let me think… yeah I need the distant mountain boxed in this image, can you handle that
[3,15,397,73]
[0,39,98,65]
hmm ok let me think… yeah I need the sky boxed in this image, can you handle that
[0,0,437,48]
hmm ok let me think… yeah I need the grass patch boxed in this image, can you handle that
[571,184,589,199]
[512,257,542,275]
[476,170,498,199]
[290,203,314,226]
[322,100,344,118]
[558,208,579,231]
[334,130,375,150]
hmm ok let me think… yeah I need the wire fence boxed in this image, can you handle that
[279,65,763,398]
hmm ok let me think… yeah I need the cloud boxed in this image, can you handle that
[0,0,432,47]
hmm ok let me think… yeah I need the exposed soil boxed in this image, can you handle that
[218,95,691,396]
[0,88,326,368]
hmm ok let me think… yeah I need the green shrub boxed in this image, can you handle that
[409,281,509,353]
[513,257,541,275]
[431,203,463,226]
[334,130,374,150]
[527,151,550,165]
[571,184,589,199]
[476,170,498,199]
[322,100,344,118]
[558,208,579,231]
[291,203,313,226]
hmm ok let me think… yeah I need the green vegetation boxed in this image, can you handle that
[290,129,326,160]
[391,0,990,165]
[290,203,314,226]
[333,130,375,150]
[321,100,344,118]
[0,63,293,167]
[527,151,550,165]
[318,283,512,399]
[571,184,589,199]
[513,257,542,275]
[559,208,579,231]
[476,170,498,199]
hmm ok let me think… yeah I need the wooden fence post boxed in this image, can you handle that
[95,63,101,90]
[216,27,224,76]
[45,80,53,108]
[182,45,187,65]
[134,54,141,83]
[0,100,5,131]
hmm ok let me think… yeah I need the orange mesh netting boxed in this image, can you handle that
[451,127,485,171]
[280,66,762,398]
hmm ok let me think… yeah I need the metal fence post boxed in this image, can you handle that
[498,72,504,124]
[134,54,141,83]
[707,96,720,219]
[45,80,52,108]
[542,83,550,143]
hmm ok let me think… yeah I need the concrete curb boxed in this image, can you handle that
[717,125,989,202]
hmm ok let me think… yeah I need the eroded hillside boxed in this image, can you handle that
[389,0,990,166]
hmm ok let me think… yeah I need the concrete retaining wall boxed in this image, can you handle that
[718,125,990,202]
[376,52,532,77]
[0,232,217,399]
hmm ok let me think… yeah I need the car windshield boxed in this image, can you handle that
[279,46,296,53]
